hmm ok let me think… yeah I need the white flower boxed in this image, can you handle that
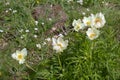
[34,35,37,38]
[91,12,106,28]
[36,44,41,49]
[34,28,38,31]
[48,18,52,21]
[9,8,12,11]
[25,29,29,33]
[86,8,90,11]
[72,19,85,32]
[5,10,9,13]
[58,34,64,38]
[77,0,83,5]
[0,30,3,32]
[83,16,92,26]
[13,10,17,13]
[52,36,68,53]
[82,12,86,15]
[19,29,23,32]
[5,2,10,5]
[11,48,27,64]
[86,28,100,40]
[43,42,47,45]
[45,38,51,42]
[35,21,38,25]
[41,22,44,25]
[67,0,73,3]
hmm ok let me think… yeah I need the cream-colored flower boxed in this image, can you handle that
[91,12,106,28]
[72,19,85,32]
[83,16,92,26]
[11,48,27,64]
[86,28,100,40]
[52,36,68,53]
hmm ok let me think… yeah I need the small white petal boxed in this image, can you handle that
[34,35,37,38]
[9,8,12,11]
[36,44,41,49]
[13,10,17,13]
[0,30,3,32]
[35,21,38,25]
[21,48,27,56]
[41,22,44,25]
[19,59,25,64]
[34,28,38,31]
[45,38,51,42]
[11,53,17,59]
[25,30,29,33]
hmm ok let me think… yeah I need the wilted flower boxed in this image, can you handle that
[83,16,92,26]
[52,35,68,53]
[91,12,106,28]
[72,19,85,32]
[11,48,27,64]
[86,28,100,40]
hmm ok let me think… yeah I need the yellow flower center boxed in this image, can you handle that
[90,33,96,38]
[86,21,91,26]
[18,54,23,60]
[76,25,80,30]
[95,18,101,23]
[57,43,63,48]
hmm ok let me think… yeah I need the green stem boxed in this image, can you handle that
[25,63,36,72]
[57,54,62,70]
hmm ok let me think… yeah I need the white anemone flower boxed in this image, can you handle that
[52,36,68,53]
[83,16,92,26]
[11,48,27,64]
[86,28,100,40]
[72,19,85,32]
[91,12,106,28]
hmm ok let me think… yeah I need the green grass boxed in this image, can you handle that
[0,0,120,80]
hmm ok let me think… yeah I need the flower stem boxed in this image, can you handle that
[57,54,62,70]
[25,63,36,72]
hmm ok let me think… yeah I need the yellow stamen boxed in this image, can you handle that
[57,43,63,48]
[95,18,101,23]
[76,25,80,30]
[90,33,96,38]
[86,21,91,26]
[18,54,23,60]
